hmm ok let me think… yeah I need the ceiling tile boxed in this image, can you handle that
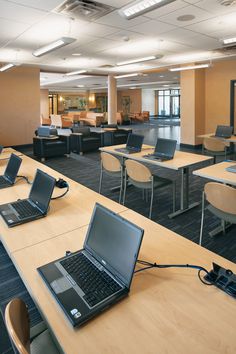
[0,18,30,47]
[0,0,47,25]
[129,20,176,36]
[4,0,63,11]
[95,10,150,29]
[193,0,236,15]
[158,4,214,27]
[144,0,188,19]
[94,0,131,8]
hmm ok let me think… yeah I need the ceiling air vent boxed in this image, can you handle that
[219,0,236,5]
[55,0,115,21]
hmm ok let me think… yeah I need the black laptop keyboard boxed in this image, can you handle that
[11,200,41,219]
[0,176,10,187]
[61,253,122,307]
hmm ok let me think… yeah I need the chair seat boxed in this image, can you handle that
[31,329,59,354]
[207,205,236,224]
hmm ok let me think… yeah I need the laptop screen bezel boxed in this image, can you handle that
[4,153,22,184]
[83,203,144,289]
[126,133,144,151]
[154,138,177,159]
[215,125,233,137]
[29,169,56,214]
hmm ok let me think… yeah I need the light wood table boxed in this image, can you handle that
[0,154,127,254]
[193,161,236,236]
[198,133,236,143]
[0,148,23,161]
[100,145,213,218]
[11,210,236,354]
[193,161,236,186]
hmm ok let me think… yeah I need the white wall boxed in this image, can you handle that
[142,89,155,115]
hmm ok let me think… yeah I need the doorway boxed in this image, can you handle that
[157,89,180,118]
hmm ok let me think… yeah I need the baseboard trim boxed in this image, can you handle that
[180,143,202,150]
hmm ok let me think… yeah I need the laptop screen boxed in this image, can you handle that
[29,169,56,213]
[85,204,144,288]
[215,125,233,137]
[126,133,144,150]
[4,154,22,183]
[154,138,177,157]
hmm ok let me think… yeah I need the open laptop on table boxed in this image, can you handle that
[38,203,144,327]
[210,125,233,139]
[0,169,55,227]
[143,138,177,161]
[0,153,22,189]
[115,133,144,154]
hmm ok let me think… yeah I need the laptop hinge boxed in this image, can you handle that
[28,199,45,214]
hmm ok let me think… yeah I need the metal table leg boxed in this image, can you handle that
[168,167,200,218]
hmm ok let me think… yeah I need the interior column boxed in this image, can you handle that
[180,69,205,147]
[108,75,117,124]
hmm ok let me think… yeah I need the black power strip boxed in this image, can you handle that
[204,263,236,299]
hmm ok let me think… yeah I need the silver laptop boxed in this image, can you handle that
[38,203,144,327]
[38,126,58,138]
[143,138,177,161]
[0,169,55,227]
[115,133,144,154]
[0,153,22,189]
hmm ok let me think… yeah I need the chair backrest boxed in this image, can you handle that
[72,127,90,136]
[50,115,62,128]
[125,159,152,183]
[203,137,226,152]
[205,182,236,215]
[101,152,121,172]
[5,298,30,354]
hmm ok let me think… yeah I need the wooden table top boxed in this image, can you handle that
[0,148,23,161]
[193,161,236,186]
[100,145,213,170]
[0,154,127,254]
[198,133,236,143]
[12,209,236,354]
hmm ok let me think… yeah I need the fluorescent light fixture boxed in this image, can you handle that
[77,84,85,88]
[72,53,81,56]
[66,70,87,76]
[0,63,15,72]
[222,37,236,45]
[117,55,157,66]
[115,73,140,79]
[33,37,76,57]
[169,64,211,72]
[119,0,176,20]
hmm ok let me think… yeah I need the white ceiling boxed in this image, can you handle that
[0,0,236,91]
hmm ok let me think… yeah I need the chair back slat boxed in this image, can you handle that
[5,298,30,354]
[125,159,151,183]
[205,182,236,215]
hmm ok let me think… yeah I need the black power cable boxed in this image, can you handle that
[135,260,213,286]
[16,175,32,184]
[51,179,69,200]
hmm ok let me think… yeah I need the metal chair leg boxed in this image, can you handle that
[199,191,205,245]
[123,171,127,205]
[119,169,123,204]
[172,180,176,213]
[99,165,103,194]
[221,220,226,235]
[149,178,154,219]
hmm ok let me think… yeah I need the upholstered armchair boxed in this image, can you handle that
[33,128,70,161]
[101,124,132,146]
[70,127,101,155]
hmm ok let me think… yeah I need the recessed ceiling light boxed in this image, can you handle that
[119,0,176,20]
[222,36,236,45]
[77,84,85,87]
[0,63,15,72]
[72,53,81,56]
[115,73,140,79]
[117,55,158,66]
[163,84,170,87]
[177,14,195,21]
[65,69,87,76]
[159,75,164,78]
[33,37,76,57]
[129,87,137,89]
[169,63,211,72]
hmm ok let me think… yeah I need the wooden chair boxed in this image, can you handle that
[199,182,236,245]
[123,159,175,219]
[99,152,123,203]
[202,137,229,163]
[5,298,59,354]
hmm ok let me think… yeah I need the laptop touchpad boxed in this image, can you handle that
[51,277,72,294]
